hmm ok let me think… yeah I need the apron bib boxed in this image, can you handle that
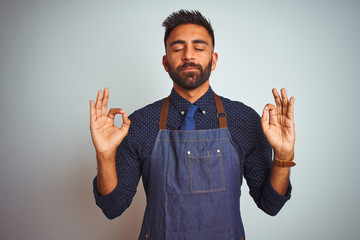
[139,94,244,240]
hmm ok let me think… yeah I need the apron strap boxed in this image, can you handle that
[158,93,228,130]
[159,96,170,130]
[214,93,228,128]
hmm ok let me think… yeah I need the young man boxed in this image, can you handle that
[90,10,295,240]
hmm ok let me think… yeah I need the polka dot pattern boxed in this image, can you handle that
[93,86,291,219]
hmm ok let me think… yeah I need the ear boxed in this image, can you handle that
[162,55,169,72]
[211,52,218,71]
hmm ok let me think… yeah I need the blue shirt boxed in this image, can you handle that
[93,86,291,219]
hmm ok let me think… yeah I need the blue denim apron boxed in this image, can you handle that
[139,94,244,240]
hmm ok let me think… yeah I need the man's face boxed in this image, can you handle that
[163,24,218,90]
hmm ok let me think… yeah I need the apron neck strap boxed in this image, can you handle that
[159,96,170,130]
[214,93,228,128]
[159,93,228,130]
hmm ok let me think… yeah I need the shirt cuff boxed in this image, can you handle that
[263,174,292,203]
[93,176,123,210]
[259,174,292,216]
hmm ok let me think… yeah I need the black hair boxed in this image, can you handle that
[162,9,215,49]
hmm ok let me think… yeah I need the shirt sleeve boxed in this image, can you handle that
[93,119,141,219]
[244,112,292,216]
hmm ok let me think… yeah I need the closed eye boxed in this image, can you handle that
[173,48,183,52]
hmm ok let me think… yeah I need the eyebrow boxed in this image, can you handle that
[169,39,209,47]
[192,39,208,45]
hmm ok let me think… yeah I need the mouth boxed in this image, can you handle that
[181,67,199,72]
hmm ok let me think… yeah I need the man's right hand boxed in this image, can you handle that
[90,88,131,156]
[89,88,131,195]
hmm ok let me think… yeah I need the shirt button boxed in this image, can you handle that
[181,111,185,115]
[202,110,206,114]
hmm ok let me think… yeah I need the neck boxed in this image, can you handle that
[173,81,210,103]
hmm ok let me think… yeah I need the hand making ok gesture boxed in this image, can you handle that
[261,88,295,161]
[89,88,131,156]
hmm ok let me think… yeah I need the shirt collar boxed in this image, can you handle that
[169,86,216,115]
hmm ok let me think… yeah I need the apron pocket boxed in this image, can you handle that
[187,149,226,194]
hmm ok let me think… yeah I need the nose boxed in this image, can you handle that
[182,47,195,62]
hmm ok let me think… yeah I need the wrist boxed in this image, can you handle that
[96,150,116,164]
[273,150,294,161]
[273,151,295,168]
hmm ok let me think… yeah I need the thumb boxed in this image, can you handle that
[120,111,131,132]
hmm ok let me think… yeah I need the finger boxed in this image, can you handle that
[107,108,123,120]
[272,88,282,115]
[95,90,103,118]
[267,104,277,120]
[260,104,270,133]
[281,88,289,116]
[261,104,276,133]
[287,96,295,120]
[102,88,109,117]
[90,100,96,123]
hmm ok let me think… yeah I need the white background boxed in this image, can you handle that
[1,0,359,239]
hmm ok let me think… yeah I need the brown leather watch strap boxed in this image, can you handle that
[273,153,296,167]
[273,160,296,167]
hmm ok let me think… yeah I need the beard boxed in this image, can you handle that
[167,58,212,90]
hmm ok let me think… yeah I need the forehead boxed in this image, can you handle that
[166,24,212,46]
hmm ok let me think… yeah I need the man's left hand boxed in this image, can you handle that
[261,88,295,161]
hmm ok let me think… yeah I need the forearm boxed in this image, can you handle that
[269,150,294,195]
[270,164,290,196]
[96,151,118,196]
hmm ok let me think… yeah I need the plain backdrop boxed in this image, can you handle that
[1,0,359,239]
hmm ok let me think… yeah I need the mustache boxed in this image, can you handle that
[177,62,203,71]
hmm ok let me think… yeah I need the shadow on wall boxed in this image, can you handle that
[69,149,147,240]
[5,140,148,240]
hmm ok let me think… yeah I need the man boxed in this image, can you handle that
[90,10,295,240]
